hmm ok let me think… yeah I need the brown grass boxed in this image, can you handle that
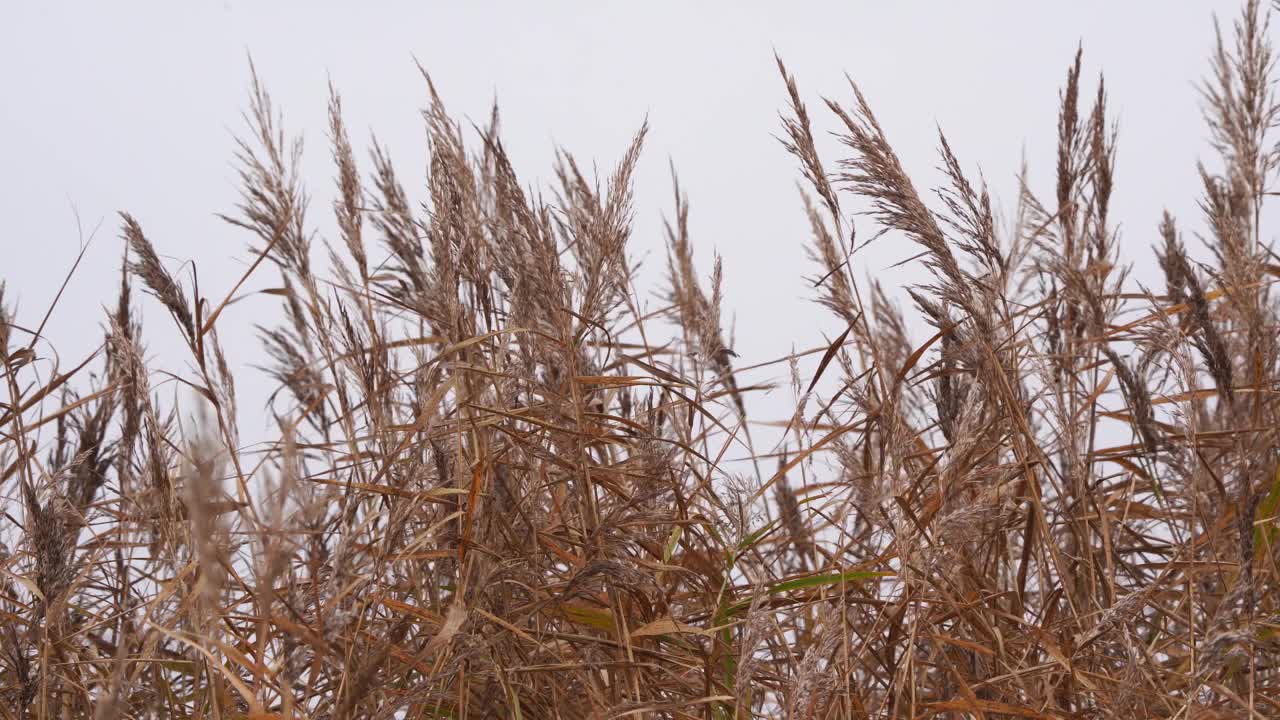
[3,2,1280,717]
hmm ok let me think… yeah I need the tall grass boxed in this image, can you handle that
[3,2,1280,717]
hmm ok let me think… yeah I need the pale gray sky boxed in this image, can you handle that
[2,1,1247,439]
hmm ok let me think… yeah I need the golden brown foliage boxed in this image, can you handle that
[2,3,1280,718]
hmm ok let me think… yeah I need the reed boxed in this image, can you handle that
[2,2,1278,717]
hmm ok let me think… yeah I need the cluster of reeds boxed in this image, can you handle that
[2,1,1280,717]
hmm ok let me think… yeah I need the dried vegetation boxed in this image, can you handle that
[3,2,1280,717]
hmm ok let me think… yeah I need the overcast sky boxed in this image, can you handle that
[2,1,1251,441]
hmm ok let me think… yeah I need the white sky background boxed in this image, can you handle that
[2,1,1257,450]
